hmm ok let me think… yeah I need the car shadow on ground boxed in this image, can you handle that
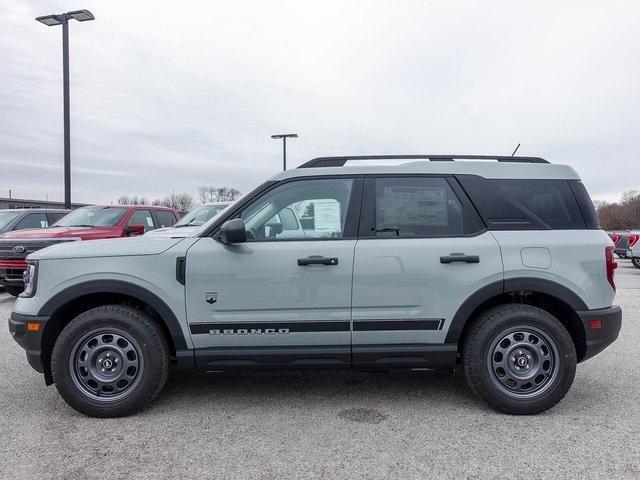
[154,366,487,415]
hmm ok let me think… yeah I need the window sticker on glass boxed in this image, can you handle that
[378,186,448,226]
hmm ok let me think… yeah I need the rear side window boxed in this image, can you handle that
[457,176,589,230]
[373,177,467,237]
[155,210,176,228]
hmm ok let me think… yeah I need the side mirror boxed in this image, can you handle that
[265,222,283,237]
[125,224,145,236]
[215,218,246,244]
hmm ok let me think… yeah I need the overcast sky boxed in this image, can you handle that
[1,1,639,204]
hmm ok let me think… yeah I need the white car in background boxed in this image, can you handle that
[145,202,231,238]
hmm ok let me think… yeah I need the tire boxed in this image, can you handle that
[632,257,640,269]
[463,304,576,415]
[51,305,170,417]
[5,285,24,297]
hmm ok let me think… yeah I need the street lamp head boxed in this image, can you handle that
[36,10,94,26]
[271,134,299,139]
[67,10,95,22]
[35,14,63,26]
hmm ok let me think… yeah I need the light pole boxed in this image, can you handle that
[271,134,298,171]
[36,9,95,209]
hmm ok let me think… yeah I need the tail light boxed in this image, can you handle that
[629,234,639,247]
[605,246,617,291]
[611,234,621,245]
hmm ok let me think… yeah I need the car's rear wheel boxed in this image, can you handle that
[4,286,24,297]
[632,257,640,269]
[51,305,169,417]
[463,304,576,415]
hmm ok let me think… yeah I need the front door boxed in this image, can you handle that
[351,176,502,367]
[185,176,362,370]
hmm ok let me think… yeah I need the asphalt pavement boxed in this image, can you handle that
[0,262,639,479]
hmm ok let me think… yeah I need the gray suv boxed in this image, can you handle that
[9,155,622,417]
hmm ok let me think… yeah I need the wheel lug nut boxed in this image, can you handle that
[101,368,105,372]
[98,358,102,363]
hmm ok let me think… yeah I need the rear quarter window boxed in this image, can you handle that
[457,176,589,230]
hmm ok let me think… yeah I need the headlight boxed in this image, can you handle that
[21,262,38,298]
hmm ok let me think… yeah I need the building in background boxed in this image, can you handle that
[0,197,88,210]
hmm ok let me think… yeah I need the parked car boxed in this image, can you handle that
[0,209,71,295]
[608,231,638,259]
[0,205,178,296]
[9,155,621,417]
[0,209,70,235]
[626,233,640,268]
[145,202,231,238]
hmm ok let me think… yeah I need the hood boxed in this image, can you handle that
[0,226,119,240]
[29,236,185,261]
[144,226,198,238]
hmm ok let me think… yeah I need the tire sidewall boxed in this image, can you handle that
[465,305,577,414]
[51,306,169,417]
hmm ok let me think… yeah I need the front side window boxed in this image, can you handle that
[128,210,155,232]
[54,207,128,227]
[240,178,353,241]
[374,177,464,237]
[14,213,49,230]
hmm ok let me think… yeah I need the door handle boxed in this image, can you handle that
[440,253,480,264]
[298,255,339,266]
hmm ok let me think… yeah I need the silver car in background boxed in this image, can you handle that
[145,202,231,238]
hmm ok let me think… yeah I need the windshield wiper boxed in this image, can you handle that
[68,224,96,228]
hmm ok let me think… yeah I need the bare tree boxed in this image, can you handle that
[152,192,194,212]
[595,190,640,230]
[197,186,242,203]
[117,195,148,205]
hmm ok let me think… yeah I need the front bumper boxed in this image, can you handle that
[577,305,622,361]
[0,267,26,287]
[8,311,49,373]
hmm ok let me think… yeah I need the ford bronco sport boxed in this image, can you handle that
[9,155,621,417]
[0,205,179,296]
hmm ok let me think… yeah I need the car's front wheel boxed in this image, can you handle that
[632,257,640,269]
[463,304,576,415]
[51,305,170,417]
[4,285,24,297]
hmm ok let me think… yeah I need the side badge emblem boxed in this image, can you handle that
[204,292,219,304]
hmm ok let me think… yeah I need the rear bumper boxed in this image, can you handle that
[8,311,49,373]
[577,305,622,361]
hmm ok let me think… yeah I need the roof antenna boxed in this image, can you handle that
[511,143,521,156]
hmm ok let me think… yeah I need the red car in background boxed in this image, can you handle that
[0,205,179,296]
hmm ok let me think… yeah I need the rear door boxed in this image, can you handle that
[351,176,502,367]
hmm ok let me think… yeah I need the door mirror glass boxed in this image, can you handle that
[215,218,247,244]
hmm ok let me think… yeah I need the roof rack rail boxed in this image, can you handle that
[297,155,549,168]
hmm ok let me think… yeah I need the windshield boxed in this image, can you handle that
[175,204,229,227]
[53,207,127,227]
[0,211,20,229]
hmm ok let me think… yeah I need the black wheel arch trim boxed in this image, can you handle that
[445,277,588,343]
[37,280,188,350]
